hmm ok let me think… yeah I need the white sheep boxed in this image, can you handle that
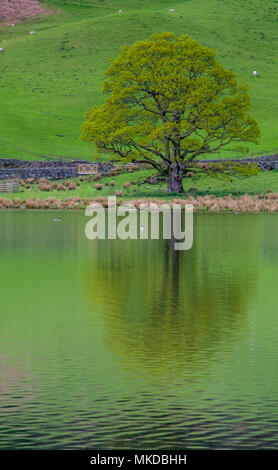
[0,48,4,53]
[169,9,176,12]
[29,31,36,35]
[118,9,123,14]
[253,70,258,77]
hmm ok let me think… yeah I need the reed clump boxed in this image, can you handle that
[64,180,76,190]
[2,193,278,211]
[39,181,52,191]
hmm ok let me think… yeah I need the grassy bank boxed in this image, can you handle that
[0,170,278,207]
[0,0,278,160]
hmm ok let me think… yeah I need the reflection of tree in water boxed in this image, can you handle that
[83,215,259,378]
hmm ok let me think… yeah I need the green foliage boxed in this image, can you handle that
[81,32,260,191]
[230,162,260,177]
[200,161,260,182]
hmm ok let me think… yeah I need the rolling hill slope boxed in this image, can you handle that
[0,0,277,160]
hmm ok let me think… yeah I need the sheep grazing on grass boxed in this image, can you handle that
[0,48,4,53]
[169,9,176,12]
[253,70,258,77]
[118,10,123,14]
[29,31,36,35]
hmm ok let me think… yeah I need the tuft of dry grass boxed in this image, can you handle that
[38,181,52,191]
[26,178,36,184]
[67,181,76,190]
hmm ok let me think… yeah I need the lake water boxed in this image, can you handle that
[0,211,278,449]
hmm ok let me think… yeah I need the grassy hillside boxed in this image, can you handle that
[0,0,278,160]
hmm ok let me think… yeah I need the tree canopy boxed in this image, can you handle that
[81,32,260,193]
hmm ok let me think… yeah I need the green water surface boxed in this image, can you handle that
[0,211,278,449]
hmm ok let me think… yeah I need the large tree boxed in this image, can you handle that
[81,32,260,193]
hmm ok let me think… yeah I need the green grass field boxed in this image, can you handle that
[2,169,278,201]
[0,0,278,161]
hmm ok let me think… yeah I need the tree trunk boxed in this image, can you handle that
[167,164,184,193]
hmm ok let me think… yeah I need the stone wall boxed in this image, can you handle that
[0,167,78,180]
[0,160,114,180]
[196,155,278,170]
[248,155,278,170]
[1,155,278,180]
